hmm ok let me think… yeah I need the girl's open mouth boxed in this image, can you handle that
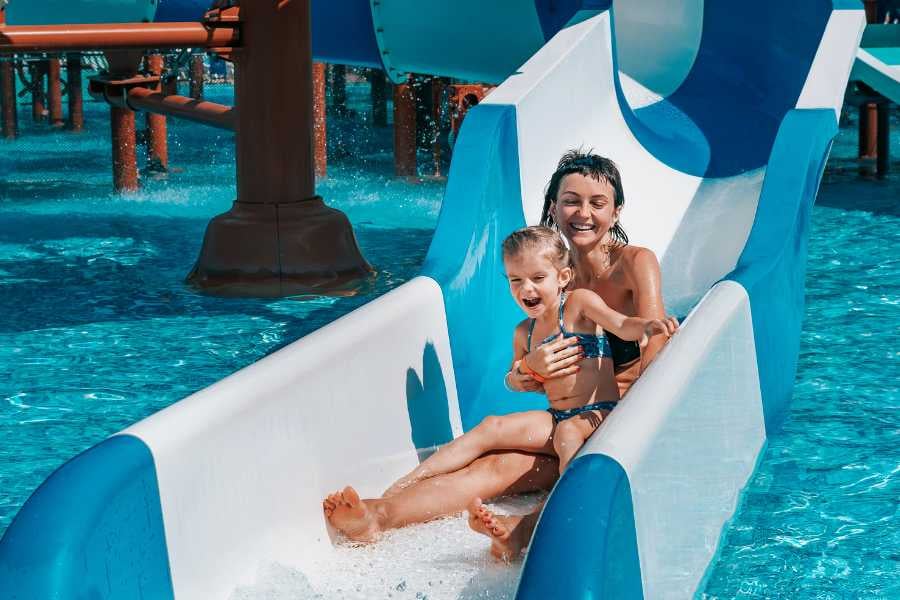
[522,296,542,308]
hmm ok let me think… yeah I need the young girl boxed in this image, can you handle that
[384,226,678,496]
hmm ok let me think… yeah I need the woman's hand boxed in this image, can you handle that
[522,334,584,379]
[639,316,679,347]
[506,360,544,392]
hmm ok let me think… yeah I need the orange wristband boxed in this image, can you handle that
[517,359,547,383]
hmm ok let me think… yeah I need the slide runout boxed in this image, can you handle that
[0,277,463,599]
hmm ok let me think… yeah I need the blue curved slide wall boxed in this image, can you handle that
[0,1,864,598]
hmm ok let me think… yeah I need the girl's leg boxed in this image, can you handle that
[325,450,559,541]
[385,411,555,496]
[552,410,605,474]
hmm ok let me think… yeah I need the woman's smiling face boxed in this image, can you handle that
[551,173,621,249]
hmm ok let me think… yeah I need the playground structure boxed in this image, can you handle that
[849,0,900,176]
[0,1,868,599]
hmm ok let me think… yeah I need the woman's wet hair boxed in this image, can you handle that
[539,149,628,246]
[502,226,572,272]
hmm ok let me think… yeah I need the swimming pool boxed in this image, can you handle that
[1,80,897,597]
[0,81,446,536]
[698,109,900,599]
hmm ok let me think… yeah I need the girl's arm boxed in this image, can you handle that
[570,289,677,344]
[506,321,544,392]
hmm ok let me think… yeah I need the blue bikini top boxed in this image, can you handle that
[526,293,613,358]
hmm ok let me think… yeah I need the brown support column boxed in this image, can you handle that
[876,102,890,177]
[370,69,387,126]
[189,54,204,99]
[66,53,84,131]
[47,58,64,127]
[31,61,46,122]
[145,54,168,174]
[313,62,327,177]
[188,0,373,297]
[1,59,17,139]
[393,77,417,177]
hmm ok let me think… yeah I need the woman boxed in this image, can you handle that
[324,151,670,558]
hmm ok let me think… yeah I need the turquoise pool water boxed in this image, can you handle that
[0,77,897,599]
[0,81,446,535]
[699,111,900,598]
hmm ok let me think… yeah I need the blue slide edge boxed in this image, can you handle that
[0,435,173,600]
[517,453,643,600]
[725,108,838,433]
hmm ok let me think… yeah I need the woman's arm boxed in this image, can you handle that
[627,248,669,370]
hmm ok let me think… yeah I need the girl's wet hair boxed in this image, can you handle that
[502,226,572,271]
[539,149,628,246]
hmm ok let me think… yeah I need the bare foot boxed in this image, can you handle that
[467,498,528,561]
[322,486,382,543]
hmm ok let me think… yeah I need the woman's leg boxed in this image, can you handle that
[384,411,555,496]
[324,450,559,541]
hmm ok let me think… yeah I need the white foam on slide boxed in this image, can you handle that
[229,495,544,600]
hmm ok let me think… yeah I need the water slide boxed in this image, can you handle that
[0,1,865,598]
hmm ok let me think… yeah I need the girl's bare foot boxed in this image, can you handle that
[466,498,529,561]
[322,486,382,543]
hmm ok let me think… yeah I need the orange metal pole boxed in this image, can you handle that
[0,22,239,53]
[125,87,235,130]
[31,61,46,122]
[66,53,83,131]
[111,105,139,191]
[393,77,417,177]
[145,54,168,173]
[189,54,204,99]
[0,58,16,139]
[313,61,326,177]
[47,58,64,126]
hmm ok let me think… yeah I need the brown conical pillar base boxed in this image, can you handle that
[187,196,375,297]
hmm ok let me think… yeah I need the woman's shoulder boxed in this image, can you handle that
[617,244,660,278]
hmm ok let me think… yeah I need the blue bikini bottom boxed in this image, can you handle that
[547,400,619,424]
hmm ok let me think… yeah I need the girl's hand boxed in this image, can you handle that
[507,360,544,392]
[522,334,584,379]
[640,316,679,347]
